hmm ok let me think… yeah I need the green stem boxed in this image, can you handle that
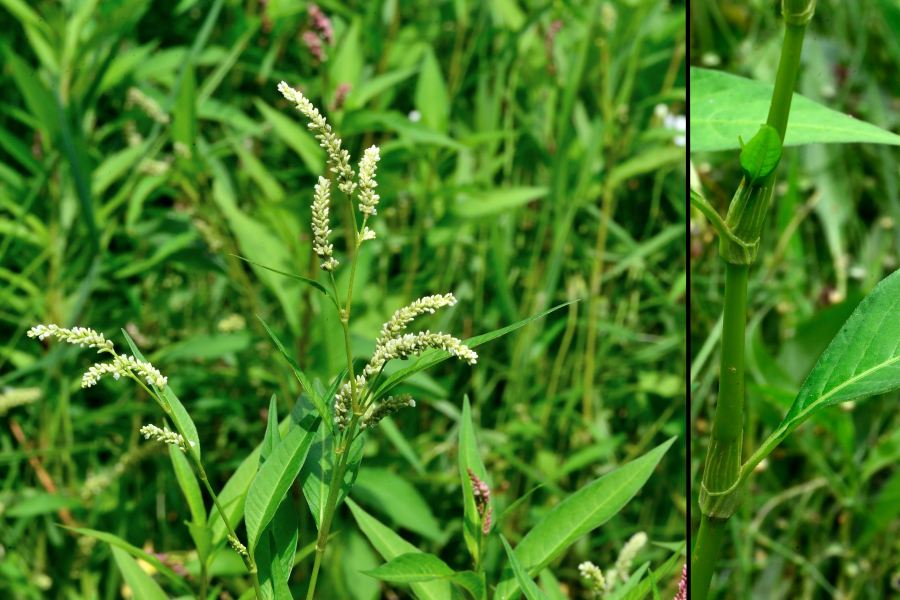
[691,515,728,600]
[129,373,263,598]
[693,3,813,597]
[306,418,358,600]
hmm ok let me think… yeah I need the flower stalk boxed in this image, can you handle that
[277,81,477,600]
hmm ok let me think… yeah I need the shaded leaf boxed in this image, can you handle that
[690,68,900,152]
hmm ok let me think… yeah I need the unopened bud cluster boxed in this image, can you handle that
[28,325,114,353]
[140,424,192,452]
[467,468,493,535]
[28,324,167,390]
[333,294,476,430]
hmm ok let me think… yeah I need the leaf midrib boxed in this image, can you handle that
[788,354,900,427]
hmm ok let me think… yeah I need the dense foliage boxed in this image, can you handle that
[1,0,686,598]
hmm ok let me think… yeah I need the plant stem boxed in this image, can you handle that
[129,374,263,599]
[692,265,747,600]
[692,515,727,600]
[306,417,358,600]
[693,2,813,597]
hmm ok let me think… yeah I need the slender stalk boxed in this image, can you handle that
[307,218,366,599]
[692,515,727,600]
[692,264,747,600]
[692,2,813,597]
[306,417,359,600]
[129,374,263,599]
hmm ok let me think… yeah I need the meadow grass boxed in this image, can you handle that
[1,1,686,598]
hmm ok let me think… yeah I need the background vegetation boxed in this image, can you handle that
[1,0,686,597]
[690,0,900,597]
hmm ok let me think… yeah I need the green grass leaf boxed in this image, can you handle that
[258,316,333,434]
[690,67,900,152]
[245,413,319,553]
[255,99,324,173]
[452,187,547,219]
[168,445,206,525]
[63,527,190,593]
[364,551,454,582]
[353,468,443,542]
[230,253,332,300]
[110,545,169,600]
[495,437,676,600]
[500,536,548,600]
[347,498,453,600]
[415,47,449,133]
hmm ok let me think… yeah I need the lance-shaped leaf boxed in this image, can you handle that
[495,437,675,600]
[743,269,900,478]
[245,413,319,553]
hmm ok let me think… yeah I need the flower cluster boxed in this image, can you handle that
[0,387,41,416]
[277,81,355,195]
[674,563,686,600]
[82,354,167,389]
[607,531,647,587]
[312,176,338,271]
[140,424,192,452]
[578,561,607,595]
[467,468,493,535]
[378,293,457,343]
[126,87,169,125]
[334,325,477,430]
[228,534,249,557]
[579,532,648,597]
[28,324,114,353]
[357,145,381,216]
[302,4,333,62]
[359,395,416,430]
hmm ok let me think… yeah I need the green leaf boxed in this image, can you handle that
[607,146,685,190]
[63,527,191,595]
[458,396,489,561]
[110,546,169,600]
[121,329,201,459]
[255,99,324,173]
[347,499,452,600]
[256,496,299,600]
[258,316,333,434]
[690,67,900,152]
[353,469,443,542]
[415,47,450,133]
[300,428,364,529]
[619,544,685,600]
[606,563,649,600]
[209,159,301,334]
[260,394,281,463]
[452,187,547,219]
[245,413,319,553]
[739,124,782,183]
[495,437,676,600]
[744,269,900,477]
[500,536,547,600]
[330,20,364,94]
[168,445,206,525]
[208,447,261,545]
[364,552,455,582]
[230,253,332,299]
[373,302,573,400]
